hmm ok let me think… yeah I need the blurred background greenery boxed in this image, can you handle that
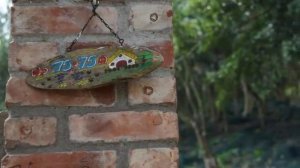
[0,0,9,111]
[0,0,299,168]
[174,0,299,167]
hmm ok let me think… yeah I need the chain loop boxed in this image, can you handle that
[91,0,100,13]
[67,0,124,52]
[92,0,101,7]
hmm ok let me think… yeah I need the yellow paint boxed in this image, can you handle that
[107,49,137,64]
[58,83,68,88]
[35,76,44,81]
[76,79,89,87]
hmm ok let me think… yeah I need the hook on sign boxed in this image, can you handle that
[92,0,101,6]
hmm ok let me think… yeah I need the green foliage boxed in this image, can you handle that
[174,0,300,119]
[0,12,9,111]
[0,38,8,110]
[174,0,300,167]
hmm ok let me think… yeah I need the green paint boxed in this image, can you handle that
[138,51,153,61]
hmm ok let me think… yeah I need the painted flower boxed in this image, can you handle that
[31,67,48,77]
[98,55,107,64]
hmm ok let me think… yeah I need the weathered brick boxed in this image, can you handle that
[7,0,178,165]
[14,0,57,3]
[128,76,177,105]
[9,42,59,71]
[129,4,173,31]
[5,77,115,107]
[12,6,118,35]
[14,0,125,3]
[148,41,174,68]
[68,41,118,51]
[69,111,178,142]
[4,117,56,148]
[1,151,116,168]
[129,148,179,168]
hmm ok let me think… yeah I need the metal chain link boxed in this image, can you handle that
[66,14,95,52]
[94,12,124,46]
[67,0,124,52]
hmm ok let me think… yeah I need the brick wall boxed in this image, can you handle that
[2,0,178,167]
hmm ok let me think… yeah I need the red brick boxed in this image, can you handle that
[69,111,178,142]
[12,6,118,35]
[128,76,177,105]
[129,4,172,31]
[14,0,124,3]
[9,42,59,71]
[4,117,56,148]
[129,148,179,168]
[1,151,116,168]
[5,77,115,107]
[148,41,174,68]
[69,42,118,51]
[14,0,57,2]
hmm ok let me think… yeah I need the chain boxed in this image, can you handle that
[66,14,95,52]
[67,0,124,52]
[94,12,124,46]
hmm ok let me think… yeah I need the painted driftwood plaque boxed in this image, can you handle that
[26,46,164,89]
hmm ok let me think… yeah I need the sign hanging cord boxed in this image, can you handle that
[67,0,124,52]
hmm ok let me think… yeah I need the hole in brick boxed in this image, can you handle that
[150,13,159,22]
[20,126,32,136]
[167,10,173,17]
[143,86,154,95]
[153,115,163,125]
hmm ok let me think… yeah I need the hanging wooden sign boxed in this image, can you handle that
[26,0,164,89]
[26,46,163,89]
